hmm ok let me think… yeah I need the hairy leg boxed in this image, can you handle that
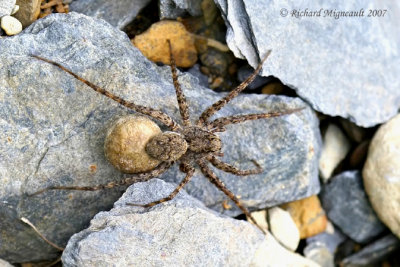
[30,55,180,131]
[167,40,191,127]
[207,155,262,176]
[208,107,304,131]
[196,50,272,126]
[197,159,267,234]
[127,162,195,208]
[28,161,173,196]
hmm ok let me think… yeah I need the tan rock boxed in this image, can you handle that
[281,195,327,239]
[363,113,400,238]
[104,115,162,173]
[132,20,197,68]
[14,0,41,27]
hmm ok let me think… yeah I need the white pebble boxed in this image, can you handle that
[268,206,300,251]
[1,15,22,35]
[319,124,350,182]
[11,4,18,15]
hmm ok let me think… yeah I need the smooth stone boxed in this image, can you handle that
[319,124,351,182]
[62,179,319,266]
[341,234,400,266]
[307,221,346,254]
[0,12,320,262]
[69,0,151,29]
[363,113,400,238]
[303,242,334,267]
[0,15,22,35]
[213,0,400,127]
[268,206,300,251]
[0,0,15,17]
[321,170,386,243]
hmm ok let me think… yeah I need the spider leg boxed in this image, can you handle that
[208,155,262,176]
[197,159,267,234]
[30,55,181,131]
[167,40,191,127]
[196,50,272,126]
[208,108,304,131]
[28,161,173,196]
[127,162,195,208]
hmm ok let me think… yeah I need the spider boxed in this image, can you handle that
[30,40,303,234]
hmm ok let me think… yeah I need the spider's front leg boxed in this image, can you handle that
[127,163,195,208]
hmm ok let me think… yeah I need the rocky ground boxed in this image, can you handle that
[0,0,399,266]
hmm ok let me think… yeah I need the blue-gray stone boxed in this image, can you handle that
[159,0,202,19]
[0,12,320,262]
[321,170,386,243]
[213,0,400,127]
[69,0,151,29]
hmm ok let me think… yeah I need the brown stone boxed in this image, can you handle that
[14,0,41,28]
[281,195,327,239]
[132,20,197,68]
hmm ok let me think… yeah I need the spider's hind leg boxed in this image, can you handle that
[127,163,195,208]
[197,159,267,234]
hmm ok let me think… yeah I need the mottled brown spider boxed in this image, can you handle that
[30,40,303,234]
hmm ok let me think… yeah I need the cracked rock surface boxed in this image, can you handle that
[0,12,320,262]
[62,179,319,266]
[214,0,400,127]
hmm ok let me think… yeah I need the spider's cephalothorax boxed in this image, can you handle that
[29,40,304,234]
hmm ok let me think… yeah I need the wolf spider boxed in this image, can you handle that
[30,40,303,234]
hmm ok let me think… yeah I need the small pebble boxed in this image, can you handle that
[10,4,18,14]
[268,206,300,251]
[132,20,197,68]
[304,242,334,267]
[363,113,400,238]
[319,123,351,182]
[0,15,22,35]
[12,0,41,27]
[281,195,327,239]
[249,210,269,233]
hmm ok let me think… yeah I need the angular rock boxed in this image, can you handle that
[0,0,15,17]
[341,234,400,266]
[62,179,319,266]
[159,0,202,19]
[321,171,386,243]
[303,242,334,267]
[0,258,14,267]
[267,206,300,251]
[0,12,320,262]
[69,0,151,29]
[363,113,400,238]
[13,0,41,27]
[214,0,400,127]
[307,221,347,254]
[319,124,351,182]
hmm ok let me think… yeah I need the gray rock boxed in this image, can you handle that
[304,242,334,267]
[0,0,15,17]
[341,234,400,266]
[307,222,347,254]
[321,171,386,243]
[0,12,320,262]
[214,0,400,127]
[159,0,202,19]
[363,113,400,238]
[62,179,319,266]
[69,0,151,29]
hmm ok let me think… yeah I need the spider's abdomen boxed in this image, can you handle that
[183,127,222,153]
[145,132,188,161]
